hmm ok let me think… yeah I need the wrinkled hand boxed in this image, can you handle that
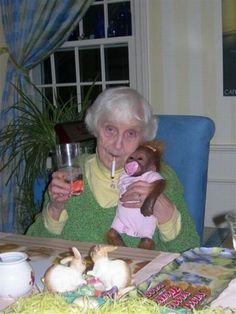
[47,170,72,220]
[119,180,155,208]
[153,194,175,224]
[48,170,72,202]
[141,179,165,216]
[119,180,174,224]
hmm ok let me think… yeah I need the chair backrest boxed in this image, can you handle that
[156,115,215,243]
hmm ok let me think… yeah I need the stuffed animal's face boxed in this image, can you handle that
[124,146,159,177]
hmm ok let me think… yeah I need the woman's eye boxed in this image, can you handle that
[105,125,116,135]
[127,130,137,138]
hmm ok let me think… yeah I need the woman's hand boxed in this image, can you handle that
[153,194,175,224]
[47,170,72,220]
[119,180,154,208]
[120,180,175,224]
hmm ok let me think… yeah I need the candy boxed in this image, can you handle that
[144,282,165,298]
[168,285,181,297]
[182,291,207,309]
[143,280,211,310]
[168,290,191,308]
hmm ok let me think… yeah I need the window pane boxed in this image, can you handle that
[105,46,129,81]
[79,48,101,82]
[40,88,54,121]
[81,84,102,105]
[40,57,52,84]
[67,24,80,41]
[43,87,53,105]
[55,51,76,83]
[42,87,54,120]
[108,1,131,37]
[83,4,104,39]
[57,86,77,107]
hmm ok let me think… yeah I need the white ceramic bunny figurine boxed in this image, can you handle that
[43,247,86,292]
[87,245,132,290]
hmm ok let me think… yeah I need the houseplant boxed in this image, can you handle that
[0,83,95,232]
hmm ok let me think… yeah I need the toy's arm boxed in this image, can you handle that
[140,179,166,217]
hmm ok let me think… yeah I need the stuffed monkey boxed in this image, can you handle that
[106,140,165,250]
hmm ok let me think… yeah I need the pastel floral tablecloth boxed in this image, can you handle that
[136,247,236,310]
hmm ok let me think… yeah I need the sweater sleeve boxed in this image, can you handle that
[155,162,200,252]
[42,203,68,235]
[26,194,68,238]
[158,206,181,241]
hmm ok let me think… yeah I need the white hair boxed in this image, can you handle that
[85,87,158,141]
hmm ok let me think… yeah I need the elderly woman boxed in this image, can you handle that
[27,87,200,252]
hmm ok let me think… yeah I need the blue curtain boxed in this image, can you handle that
[0,0,94,232]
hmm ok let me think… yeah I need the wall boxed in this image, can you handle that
[148,0,236,227]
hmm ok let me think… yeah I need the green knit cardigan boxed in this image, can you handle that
[27,162,200,253]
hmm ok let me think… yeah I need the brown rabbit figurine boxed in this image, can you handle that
[43,247,86,292]
[107,140,165,250]
[87,245,132,291]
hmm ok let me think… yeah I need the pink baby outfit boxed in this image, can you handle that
[111,171,163,239]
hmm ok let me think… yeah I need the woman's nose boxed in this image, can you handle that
[114,134,124,150]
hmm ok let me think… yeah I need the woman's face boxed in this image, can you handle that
[96,117,144,171]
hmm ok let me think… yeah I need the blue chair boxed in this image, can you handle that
[156,115,215,244]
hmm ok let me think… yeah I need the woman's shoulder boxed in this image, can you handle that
[159,160,184,196]
[160,160,179,180]
[82,153,95,165]
[82,153,95,173]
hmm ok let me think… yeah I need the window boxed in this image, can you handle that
[31,0,148,111]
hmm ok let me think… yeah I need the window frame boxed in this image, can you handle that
[31,0,149,107]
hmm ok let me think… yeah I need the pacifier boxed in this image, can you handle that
[125,161,139,175]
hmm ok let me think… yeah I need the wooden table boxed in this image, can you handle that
[0,232,161,260]
[0,232,179,288]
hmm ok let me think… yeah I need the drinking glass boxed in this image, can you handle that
[225,211,236,250]
[56,143,84,196]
